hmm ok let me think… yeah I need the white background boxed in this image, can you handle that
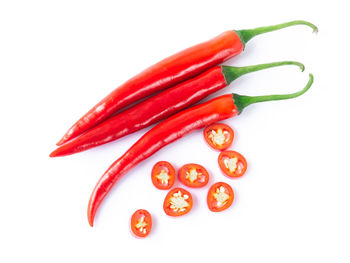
[1,0,349,262]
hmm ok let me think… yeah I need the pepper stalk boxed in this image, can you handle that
[235,20,318,48]
[233,74,314,114]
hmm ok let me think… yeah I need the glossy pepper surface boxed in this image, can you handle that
[87,74,314,226]
[57,21,317,146]
[50,61,304,157]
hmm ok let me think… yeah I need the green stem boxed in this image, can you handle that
[233,74,314,114]
[221,61,304,85]
[235,20,318,47]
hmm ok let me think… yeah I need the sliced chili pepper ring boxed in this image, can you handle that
[207,182,234,212]
[178,163,209,188]
[151,161,176,190]
[204,123,234,150]
[218,150,247,178]
[130,209,152,238]
[163,188,193,217]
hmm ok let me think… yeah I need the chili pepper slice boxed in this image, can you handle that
[151,161,175,190]
[50,60,304,157]
[207,182,234,212]
[57,21,317,146]
[130,209,152,238]
[204,123,234,150]
[163,188,193,217]
[218,151,247,178]
[178,163,209,188]
[87,74,314,226]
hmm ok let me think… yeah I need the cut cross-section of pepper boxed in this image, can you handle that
[130,209,152,238]
[218,151,247,178]
[204,123,234,150]
[151,161,176,190]
[178,163,209,188]
[207,182,234,212]
[163,188,193,216]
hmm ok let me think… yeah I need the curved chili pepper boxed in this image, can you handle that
[57,20,317,146]
[50,61,304,157]
[87,74,314,226]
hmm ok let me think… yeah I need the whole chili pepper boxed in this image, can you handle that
[57,20,317,146]
[87,74,314,226]
[50,61,304,157]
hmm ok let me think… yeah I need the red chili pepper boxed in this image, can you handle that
[50,61,303,157]
[57,21,317,146]
[87,74,314,226]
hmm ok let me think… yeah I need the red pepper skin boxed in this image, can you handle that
[50,60,303,157]
[57,21,317,146]
[87,74,314,226]
[87,95,238,226]
[51,67,226,157]
[57,31,242,145]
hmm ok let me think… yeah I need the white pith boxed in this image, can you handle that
[170,191,190,212]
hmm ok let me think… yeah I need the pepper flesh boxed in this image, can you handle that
[87,73,314,226]
[57,31,242,145]
[88,95,237,226]
[57,20,317,146]
[50,61,303,157]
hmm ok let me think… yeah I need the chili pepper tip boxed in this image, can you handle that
[56,139,64,146]
[49,148,62,157]
[88,206,94,227]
